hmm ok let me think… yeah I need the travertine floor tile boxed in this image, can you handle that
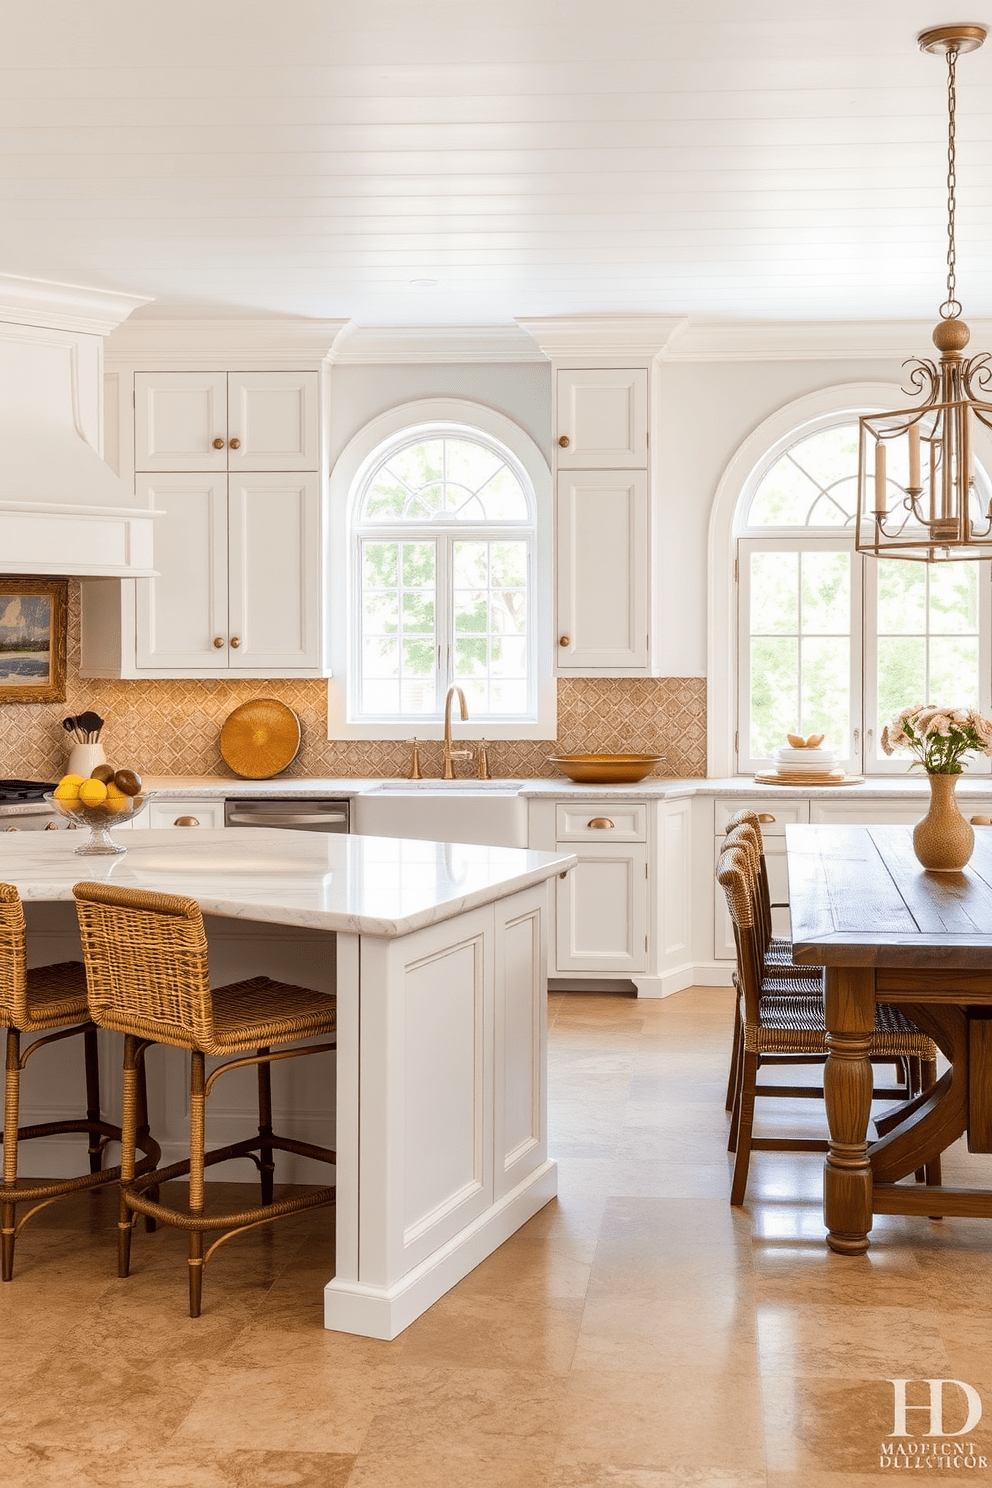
[756,1300,951,1378]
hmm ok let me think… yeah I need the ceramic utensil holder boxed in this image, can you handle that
[67,742,107,779]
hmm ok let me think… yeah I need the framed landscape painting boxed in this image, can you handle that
[0,579,68,703]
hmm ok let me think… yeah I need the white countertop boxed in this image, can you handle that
[0,828,574,937]
[137,772,992,803]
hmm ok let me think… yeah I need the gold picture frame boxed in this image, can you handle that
[0,578,68,703]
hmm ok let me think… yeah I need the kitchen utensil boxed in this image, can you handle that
[44,791,151,855]
[75,710,105,742]
[219,700,302,779]
[547,752,665,784]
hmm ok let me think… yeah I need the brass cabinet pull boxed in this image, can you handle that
[229,437,241,449]
[971,815,992,825]
[213,636,225,649]
[559,635,570,647]
[230,637,241,649]
[559,869,568,878]
[757,813,776,823]
[558,435,570,447]
[212,437,225,449]
[588,817,614,829]
[44,821,58,830]
[174,816,200,827]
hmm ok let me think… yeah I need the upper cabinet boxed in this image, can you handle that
[81,359,328,680]
[134,372,320,473]
[555,368,648,469]
[555,366,652,675]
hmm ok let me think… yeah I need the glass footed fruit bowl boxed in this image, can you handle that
[44,791,152,856]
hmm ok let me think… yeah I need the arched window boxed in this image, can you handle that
[327,399,554,740]
[721,395,992,776]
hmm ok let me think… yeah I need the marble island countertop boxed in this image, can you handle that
[137,773,992,803]
[0,827,575,936]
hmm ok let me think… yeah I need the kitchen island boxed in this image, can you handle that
[0,826,573,1339]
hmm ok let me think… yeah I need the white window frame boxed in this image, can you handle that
[708,382,992,777]
[327,397,555,741]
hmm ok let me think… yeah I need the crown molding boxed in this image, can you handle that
[516,315,686,361]
[105,317,352,368]
[659,318,992,362]
[0,273,152,337]
[330,323,546,364]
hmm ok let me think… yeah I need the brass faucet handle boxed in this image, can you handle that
[408,738,422,780]
[477,739,490,779]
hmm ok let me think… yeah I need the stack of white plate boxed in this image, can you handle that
[773,744,839,778]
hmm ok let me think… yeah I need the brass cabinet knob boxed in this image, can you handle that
[558,435,570,447]
[174,816,199,827]
[230,637,241,649]
[588,817,614,830]
[213,637,225,649]
[229,437,241,449]
[559,635,570,647]
[44,821,58,830]
[212,437,225,449]
[559,869,568,878]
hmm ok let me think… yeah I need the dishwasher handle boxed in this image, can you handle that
[226,811,348,828]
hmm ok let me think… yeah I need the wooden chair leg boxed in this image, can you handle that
[725,1001,742,1113]
[257,1048,274,1207]
[134,1048,157,1232]
[188,1050,206,1318]
[83,1025,103,1174]
[730,1050,758,1206]
[118,1035,142,1279]
[2,1027,20,1282]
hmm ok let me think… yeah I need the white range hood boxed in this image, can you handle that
[0,274,158,578]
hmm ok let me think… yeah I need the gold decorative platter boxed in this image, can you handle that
[548,753,665,784]
[754,770,864,787]
[220,700,302,779]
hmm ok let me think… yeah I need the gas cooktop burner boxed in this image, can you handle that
[0,779,59,804]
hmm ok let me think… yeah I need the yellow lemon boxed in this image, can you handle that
[78,778,108,806]
[54,780,82,802]
[103,783,130,814]
[57,773,84,790]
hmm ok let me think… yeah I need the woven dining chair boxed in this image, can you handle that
[716,843,940,1206]
[0,881,159,1280]
[72,880,338,1318]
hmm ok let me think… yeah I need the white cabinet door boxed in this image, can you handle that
[556,843,648,973]
[135,474,229,669]
[134,373,229,472]
[227,373,319,471]
[555,368,648,468]
[228,474,321,670]
[135,372,319,472]
[556,469,649,671]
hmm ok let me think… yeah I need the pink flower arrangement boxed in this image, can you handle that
[881,705,992,774]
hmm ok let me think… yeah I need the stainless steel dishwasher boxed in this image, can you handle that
[224,799,350,833]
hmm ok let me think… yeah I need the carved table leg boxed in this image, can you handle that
[823,965,876,1254]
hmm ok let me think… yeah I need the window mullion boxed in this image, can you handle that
[436,533,450,710]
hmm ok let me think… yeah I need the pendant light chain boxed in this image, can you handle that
[941,45,962,319]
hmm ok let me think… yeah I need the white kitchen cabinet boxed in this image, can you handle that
[129,798,227,831]
[134,472,321,672]
[553,365,652,676]
[135,371,319,473]
[556,842,649,974]
[556,469,649,672]
[555,368,648,468]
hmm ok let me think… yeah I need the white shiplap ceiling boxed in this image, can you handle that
[1,0,991,327]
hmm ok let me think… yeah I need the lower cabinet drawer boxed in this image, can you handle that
[556,801,646,841]
[144,800,226,830]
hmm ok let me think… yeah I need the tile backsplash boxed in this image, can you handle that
[0,583,706,781]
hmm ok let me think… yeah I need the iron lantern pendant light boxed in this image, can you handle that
[857,23,992,562]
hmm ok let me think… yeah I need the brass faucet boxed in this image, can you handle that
[442,686,473,779]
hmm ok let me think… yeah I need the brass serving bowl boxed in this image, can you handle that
[547,753,665,784]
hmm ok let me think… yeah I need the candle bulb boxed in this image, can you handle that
[908,422,921,490]
[874,442,887,517]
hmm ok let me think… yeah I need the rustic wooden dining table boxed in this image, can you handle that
[786,821,992,1255]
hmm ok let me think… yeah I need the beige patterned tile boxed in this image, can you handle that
[0,582,706,780]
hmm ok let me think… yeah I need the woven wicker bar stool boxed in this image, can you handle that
[72,880,338,1318]
[0,882,160,1280]
[716,844,940,1206]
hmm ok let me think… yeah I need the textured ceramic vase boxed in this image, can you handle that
[913,772,975,871]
